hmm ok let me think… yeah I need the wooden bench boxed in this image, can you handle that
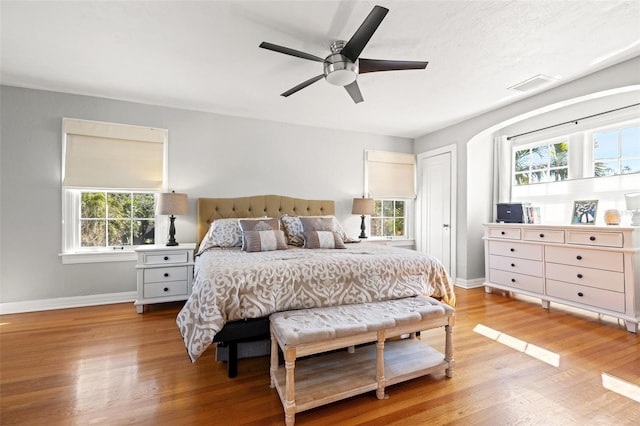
[269,296,455,426]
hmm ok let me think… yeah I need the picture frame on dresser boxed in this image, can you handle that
[571,200,598,225]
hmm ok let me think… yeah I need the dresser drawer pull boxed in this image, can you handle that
[576,255,582,260]
[164,273,169,277]
[511,263,515,267]
[577,292,584,297]
[164,287,169,292]
[164,256,169,261]
[511,278,516,283]
[577,273,583,279]
[510,248,515,252]
[589,236,596,241]
[501,231,505,235]
[539,233,544,238]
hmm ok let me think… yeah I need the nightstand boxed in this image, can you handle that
[134,243,195,313]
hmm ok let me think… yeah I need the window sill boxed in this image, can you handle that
[363,238,416,249]
[60,251,137,264]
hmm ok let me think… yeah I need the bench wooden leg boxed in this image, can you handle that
[284,348,296,426]
[444,323,455,378]
[270,334,278,388]
[376,330,387,400]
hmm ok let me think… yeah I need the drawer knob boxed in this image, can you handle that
[510,248,515,252]
[164,273,169,277]
[577,292,584,297]
[577,273,583,279]
[539,233,544,238]
[164,287,169,292]
[501,231,505,235]
[511,263,515,267]
[164,256,169,261]
[576,255,582,260]
[589,236,596,241]
[511,278,516,283]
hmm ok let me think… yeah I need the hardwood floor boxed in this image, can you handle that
[1,288,638,425]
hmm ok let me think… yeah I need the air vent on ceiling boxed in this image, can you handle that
[508,74,558,92]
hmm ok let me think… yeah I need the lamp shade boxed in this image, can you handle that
[625,192,640,211]
[156,192,189,215]
[352,197,375,216]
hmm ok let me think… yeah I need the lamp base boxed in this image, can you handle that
[166,215,180,246]
[359,214,368,239]
[631,210,640,226]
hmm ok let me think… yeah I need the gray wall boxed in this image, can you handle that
[414,56,640,281]
[0,86,412,304]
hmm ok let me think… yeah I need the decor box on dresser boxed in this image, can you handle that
[483,224,640,332]
[135,243,195,313]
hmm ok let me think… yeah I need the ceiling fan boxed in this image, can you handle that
[259,5,428,104]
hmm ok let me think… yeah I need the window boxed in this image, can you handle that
[371,200,406,238]
[513,140,568,185]
[79,191,155,248]
[593,125,640,176]
[61,118,167,262]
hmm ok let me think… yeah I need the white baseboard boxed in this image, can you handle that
[454,277,485,289]
[0,291,137,315]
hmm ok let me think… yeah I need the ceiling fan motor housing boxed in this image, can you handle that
[324,41,358,86]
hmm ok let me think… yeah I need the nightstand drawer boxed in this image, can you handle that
[489,255,543,277]
[566,230,623,248]
[545,246,623,272]
[489,240,542,260]
[546,280,625,313]
[144,281,188,298]
[545,263,624,292]
[487,227,521,240]
[523,229,564,243]
[144,251,189,265]
[144,266,188,283]
[489,269,544,293]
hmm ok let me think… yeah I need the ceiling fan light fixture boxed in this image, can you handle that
[324,53,358,86]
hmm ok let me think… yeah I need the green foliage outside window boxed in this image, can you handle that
[371,200,405,237]
[80,192,155,247]
[514,142,568,185]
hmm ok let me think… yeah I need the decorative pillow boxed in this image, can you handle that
[281,215,353,246]
[238,218,280,250]
[303,231,346,249]
[196,218,244,255]
[243,230,288,252]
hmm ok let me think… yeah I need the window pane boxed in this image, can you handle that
[108,220,131,246]
[550,142,568,167]
[531,146,549,170]
[81,192,106,218]
[81,220,105,246]
[621,158,640,174]
[133,193,155,218]
[394,218,405,237]
[531,170,548,183]
[514,149,530,172]
[374,200,382,216]
[550,167,568,181]
[621,127,640,157]
[395,201,405,217]
[133,220,155,245]
[596,160,618,176]
[514,172,529,185]
[594,131,619,160]
[108,193,131,219]
[371,218,382,236]
[383,218,395,236]
[382,200,394,217]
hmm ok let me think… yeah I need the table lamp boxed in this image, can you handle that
[157,191,189,246]
[625,192,640,226]
[352,197,375,238]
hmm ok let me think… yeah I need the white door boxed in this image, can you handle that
[417,146,456,280]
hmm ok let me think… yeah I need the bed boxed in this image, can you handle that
[176,195,455,370]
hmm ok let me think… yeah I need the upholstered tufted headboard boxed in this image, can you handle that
[197,195,335,244]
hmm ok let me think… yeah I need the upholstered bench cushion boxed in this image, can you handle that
[270,296,453,346]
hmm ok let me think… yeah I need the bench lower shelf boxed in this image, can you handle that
[271,337,448,413]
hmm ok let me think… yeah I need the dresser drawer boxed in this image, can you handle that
[488,241,542,260]
[490,255,543,277]
[144,266,188,283]
[144,251,189,265]
[523,229,564,243]
[545,263,624,292]
[546,280,625,313]
[489,269,544,293]
[566,230,623,248]
[144,281,188,298]
[487,227,521,240]
[545,246,623,272]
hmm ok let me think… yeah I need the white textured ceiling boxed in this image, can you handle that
[1,0,639,138]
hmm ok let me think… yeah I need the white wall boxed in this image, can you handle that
[0,86,412,305]
[414,56,640,281]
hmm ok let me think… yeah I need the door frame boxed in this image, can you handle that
[416,144,457,283]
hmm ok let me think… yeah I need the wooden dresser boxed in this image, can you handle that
[483,224,640,332]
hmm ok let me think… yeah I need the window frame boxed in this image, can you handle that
[587,121,640,177]
[512,138,569,186]
[369,197,414,241]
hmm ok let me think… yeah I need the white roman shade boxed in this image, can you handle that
[366,150,416,198]
[62,118,167,189]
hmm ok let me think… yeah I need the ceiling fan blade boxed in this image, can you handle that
[259,42,325,63]
[344,81,364,104]
[340,5,389,62]
[359,59,429,74]
[281,74,325,97]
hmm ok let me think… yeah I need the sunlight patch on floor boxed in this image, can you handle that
[602,373,640,402]
[473,324,560,367]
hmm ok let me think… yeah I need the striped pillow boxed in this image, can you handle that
[242,230,288,252]
[303,231,346,249]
